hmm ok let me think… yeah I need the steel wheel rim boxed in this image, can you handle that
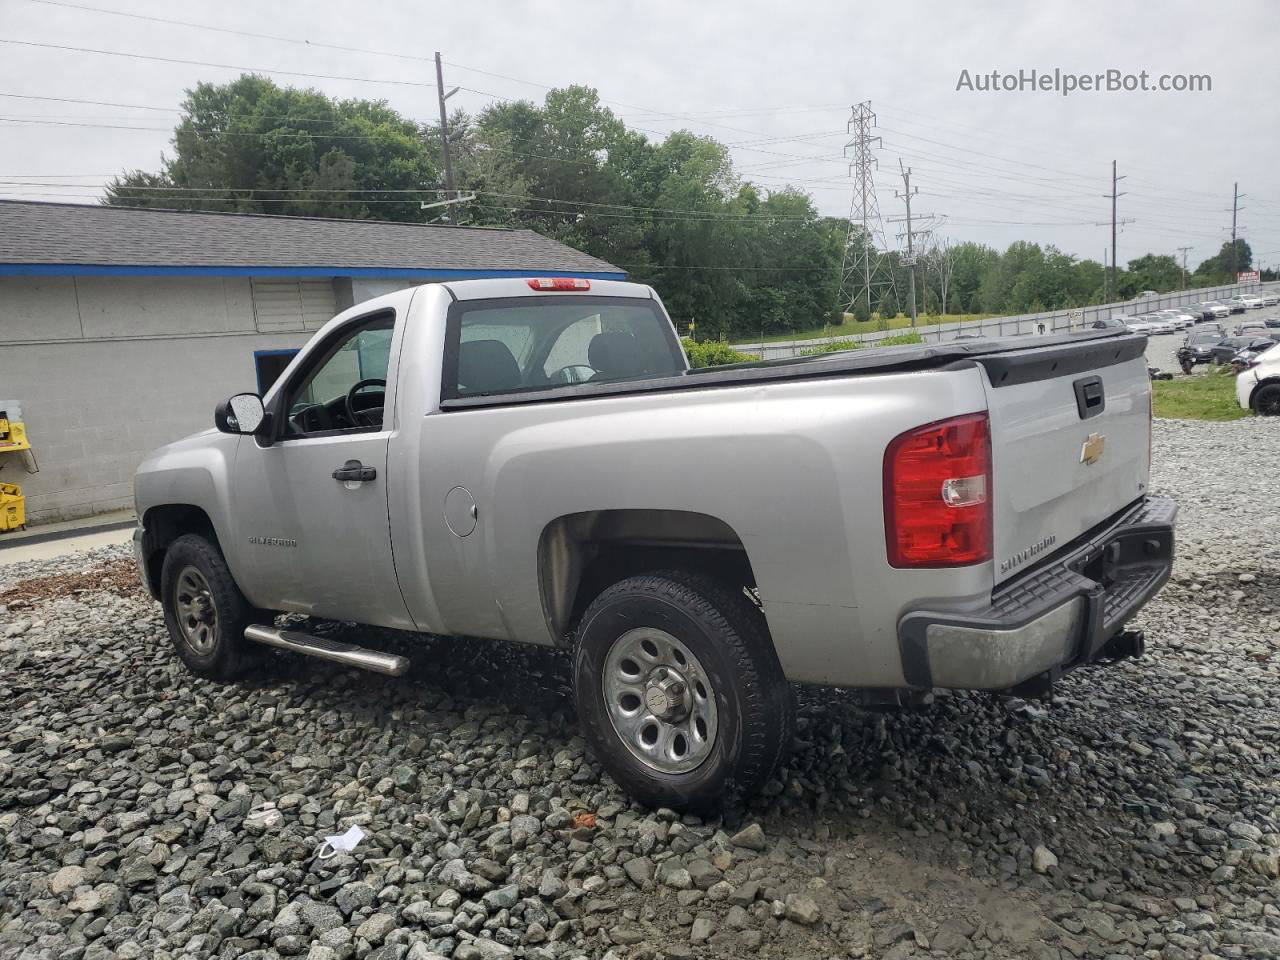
[602,627,718,775]
[174,565,218,655]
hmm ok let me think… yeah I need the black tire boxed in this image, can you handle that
[573,571,794,812]
[1253,383,1280,416]
[160,534,254,681]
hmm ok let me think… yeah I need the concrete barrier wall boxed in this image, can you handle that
[738,281,1280,360]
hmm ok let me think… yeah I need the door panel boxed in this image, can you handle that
[227,306,414,630]
[231,431,411,627]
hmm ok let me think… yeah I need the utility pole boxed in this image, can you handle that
[894,160,921,327]
[1104,160,1127,302]
[1177,245,1192,289]
[434,52,460,224]
[1228,182,1246,281]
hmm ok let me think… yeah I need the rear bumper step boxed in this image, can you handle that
[898,495,1176,691]
[244,624,409,677]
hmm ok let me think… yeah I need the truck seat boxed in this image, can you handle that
[458,339,522,394]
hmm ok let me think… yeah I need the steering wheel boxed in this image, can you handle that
[345,378,386,428]
[547,364,596,385]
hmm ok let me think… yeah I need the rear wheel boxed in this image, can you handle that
[1253,383,1280,416]
[573,571,794,811]
[160,534,255,680]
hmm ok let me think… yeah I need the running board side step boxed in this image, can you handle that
[244,625,409,677]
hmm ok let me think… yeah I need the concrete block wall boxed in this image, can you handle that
[0,274,331,524]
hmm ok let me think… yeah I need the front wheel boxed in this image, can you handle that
[1253,383,1280,416]
[160,534,255,680]
[573,571,794,812]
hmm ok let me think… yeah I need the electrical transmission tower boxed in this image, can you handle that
[840,102,892,317]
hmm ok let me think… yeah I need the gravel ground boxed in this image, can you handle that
[3,418,1280,960]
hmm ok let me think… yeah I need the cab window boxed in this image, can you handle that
[284,313,394,436]
[444,297,683,399]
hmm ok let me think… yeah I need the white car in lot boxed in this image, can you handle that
[1117,316,1155,334]
[1261,292,1280,307]
[1143,314,1177,334]
[1237,345,1280,415]
[1240,294,1264,310]
[1203,301,1232,318]
[1158,309,1196,328]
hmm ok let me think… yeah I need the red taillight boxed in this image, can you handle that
[883,412,992,568]
[527,277,591,291]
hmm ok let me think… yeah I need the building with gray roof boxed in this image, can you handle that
[0,200,624,523]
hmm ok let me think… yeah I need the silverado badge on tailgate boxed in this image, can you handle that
[1080,433,1106,465]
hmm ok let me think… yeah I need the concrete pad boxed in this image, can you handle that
[0,526,133,566]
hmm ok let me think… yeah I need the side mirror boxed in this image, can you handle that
[215,393,267,435]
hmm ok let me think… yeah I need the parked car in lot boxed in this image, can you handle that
[1144,315,1177,334]
[1226,297,1249,314]
[1238,340,1280,414]
[1240,294,1264,310]
[1199,321,1227,338]
[1157,308,1196,328]
[1091,318,1126,330]
[1201,301,1232,319]
[1209,336,1276,366]
[1234,320,1269,337]
[130,277,1176,809]
[1261,292,1280,307]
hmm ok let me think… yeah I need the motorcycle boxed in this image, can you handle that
[1176,345,1195,375]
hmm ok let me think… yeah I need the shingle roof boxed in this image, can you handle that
[0,200,623,276]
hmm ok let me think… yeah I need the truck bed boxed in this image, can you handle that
[438,329,1146,410]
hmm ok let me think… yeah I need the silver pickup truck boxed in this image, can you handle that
[133,277,1176,810]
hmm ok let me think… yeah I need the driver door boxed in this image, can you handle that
[229,309,413,629]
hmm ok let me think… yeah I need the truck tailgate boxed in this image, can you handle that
[978,338,1150,585]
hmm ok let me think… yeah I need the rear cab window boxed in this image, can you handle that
[442,296,685,400]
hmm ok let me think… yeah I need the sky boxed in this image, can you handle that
[2,0,1277,272]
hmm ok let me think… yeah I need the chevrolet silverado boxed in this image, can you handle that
[133,278,1176,809]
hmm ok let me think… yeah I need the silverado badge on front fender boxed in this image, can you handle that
[1080,433,1106,465]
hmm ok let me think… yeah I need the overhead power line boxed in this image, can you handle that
[26,0,441,63]
[0,38,442,89]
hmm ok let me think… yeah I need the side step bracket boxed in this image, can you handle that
[244,624,409,677]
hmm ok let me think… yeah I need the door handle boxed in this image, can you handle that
[332,460,376,482]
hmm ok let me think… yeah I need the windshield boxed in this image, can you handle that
[444,296,684,399]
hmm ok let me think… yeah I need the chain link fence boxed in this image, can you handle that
[738,281,1280,360]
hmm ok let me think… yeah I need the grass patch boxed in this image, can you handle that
[1152,369,1249,421]
[681,338,759,368]
[735,313,995,345]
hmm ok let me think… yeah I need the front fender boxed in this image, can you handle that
[134,429,245,580]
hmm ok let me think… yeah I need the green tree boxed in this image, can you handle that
[1192,240,1253,284]
[106,75,437,221]
[1123,254,1182,294]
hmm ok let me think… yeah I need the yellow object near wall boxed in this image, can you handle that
[0,482,24,531]
[0,418,31,453]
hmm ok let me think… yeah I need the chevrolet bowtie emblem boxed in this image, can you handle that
[1080,433,1106,465]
